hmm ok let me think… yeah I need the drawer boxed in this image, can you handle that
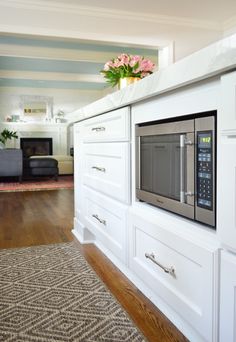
[82,107,130,142]
[83,186,127,263]
[83,142,130,204]
[128,213,216,342]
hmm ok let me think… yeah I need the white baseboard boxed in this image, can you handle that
[72,217,95,244]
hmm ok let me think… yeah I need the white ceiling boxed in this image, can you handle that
[36,0,236,23]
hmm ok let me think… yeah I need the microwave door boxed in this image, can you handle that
[136,132,195,220]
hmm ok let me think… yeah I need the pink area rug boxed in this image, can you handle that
[0,176,74,192]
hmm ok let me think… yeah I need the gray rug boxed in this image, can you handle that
[0,242,146,342]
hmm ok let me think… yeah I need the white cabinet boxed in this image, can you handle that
[73,106,130,262]
[83,143,130,203]
[128,210,217,342]
[218,136,236,252]
[82,107,130,142]
[219,250,236,342]
[83,186,128,263]
[219,71,236,131]
[73,122,93,242]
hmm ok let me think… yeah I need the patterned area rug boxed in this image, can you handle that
[0,176,74,192]
[0,242,146,342]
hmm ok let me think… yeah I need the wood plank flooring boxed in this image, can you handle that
[0,189,188,342]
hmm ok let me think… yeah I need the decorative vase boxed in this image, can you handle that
[0,142,5,149]
[118,77,141,90]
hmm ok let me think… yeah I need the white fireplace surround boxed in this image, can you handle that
[0,122,68,155]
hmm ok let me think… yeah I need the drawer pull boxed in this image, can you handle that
[145,252,175,277]
[91,166,106,172]
[92,214,106,226]
[91,126,106,132]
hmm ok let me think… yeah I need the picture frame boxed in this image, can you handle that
[20,95,53,122]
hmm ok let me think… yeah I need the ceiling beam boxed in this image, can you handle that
[0,43,157,64]
[0,70,105,83]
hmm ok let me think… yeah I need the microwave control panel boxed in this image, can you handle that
[197,131,213,210]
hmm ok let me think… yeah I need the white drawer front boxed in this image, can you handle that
[129,213,216,342]
[83,187,127,263]
[83,143,130,204]
[83,107,130,142]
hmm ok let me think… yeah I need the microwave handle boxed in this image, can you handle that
[180,134,194,204]
[180,135,185,203]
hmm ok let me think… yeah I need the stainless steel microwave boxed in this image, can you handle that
[136,113,216,227]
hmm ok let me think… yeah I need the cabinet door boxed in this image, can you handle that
[129,211,217,342]
[83,186,128,263]
[219,71,236,131]
[82,107,130,142]
[218,136,236,252]
[83,142,130,204]
[219,250,236,342]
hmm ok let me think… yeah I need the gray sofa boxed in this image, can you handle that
[0,149,23,182]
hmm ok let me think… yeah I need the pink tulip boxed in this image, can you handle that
[129,55,142,67]
[104,62,111,71]
[119,54,130,65]
[140,59,155,72]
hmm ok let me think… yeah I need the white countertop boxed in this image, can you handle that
[67,33,236,123]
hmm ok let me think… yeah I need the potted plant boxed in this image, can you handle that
[101,54,155,88]
[0,129,18,149]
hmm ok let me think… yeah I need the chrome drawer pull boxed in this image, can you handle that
[145,252,175,277]
[91,166,106,172]
[92,214,106,226]
[91,126,105,132]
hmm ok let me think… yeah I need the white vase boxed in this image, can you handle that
[0,142,5,149]
[118,77,141,89]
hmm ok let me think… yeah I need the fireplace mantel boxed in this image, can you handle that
[0,122,68,155]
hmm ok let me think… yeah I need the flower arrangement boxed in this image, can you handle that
[101,54,155,87]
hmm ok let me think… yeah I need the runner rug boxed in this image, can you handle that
[0,242,146,342]
[0,176,74,192]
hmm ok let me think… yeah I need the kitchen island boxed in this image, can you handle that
[70,33,236,342]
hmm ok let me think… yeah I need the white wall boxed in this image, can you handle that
[0,87,103,122]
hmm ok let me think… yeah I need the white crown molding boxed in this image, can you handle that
[1,0,221,30]
[0,70,105,83]
[0,24,171,49]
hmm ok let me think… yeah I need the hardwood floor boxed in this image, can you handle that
[0,190,73,248]
[0,189,188,342]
